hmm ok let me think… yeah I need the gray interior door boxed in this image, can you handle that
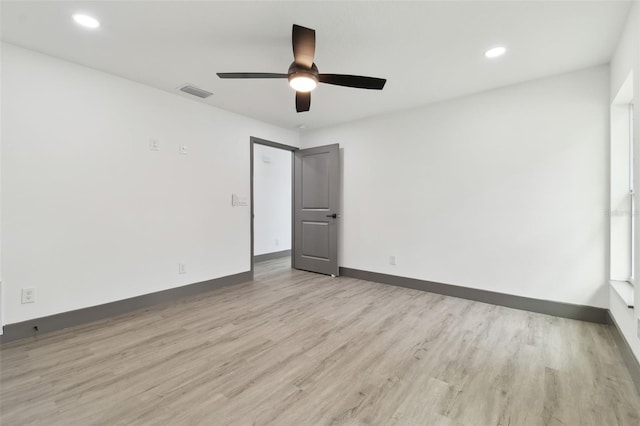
[293,144,340,276]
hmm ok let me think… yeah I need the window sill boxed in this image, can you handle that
[610,280,634,308]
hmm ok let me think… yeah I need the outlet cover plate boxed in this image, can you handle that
[21,288,35,304]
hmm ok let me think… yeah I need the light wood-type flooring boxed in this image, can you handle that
[1,257,639,425]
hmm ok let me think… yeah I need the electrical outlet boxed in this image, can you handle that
[21,288,35,304]
[149,138,160,151]
[178,263,187,274]
[390,255,397,266]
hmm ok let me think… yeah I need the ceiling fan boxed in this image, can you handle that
[217,24,387,113]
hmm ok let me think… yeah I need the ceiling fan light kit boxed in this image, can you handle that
[217,24,387,113]
[288,63,318,92]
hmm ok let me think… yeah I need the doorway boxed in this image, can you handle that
[250,137,341,279]
[250,137,297,277]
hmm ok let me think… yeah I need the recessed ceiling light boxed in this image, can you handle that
[72,14,100,29]
[485,46,506,59]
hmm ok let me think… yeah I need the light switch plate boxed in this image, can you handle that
[232,194,247,206]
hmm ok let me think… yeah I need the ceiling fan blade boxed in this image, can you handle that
[319,74,386,90]
[217,73,287,79]
[292,24,316,68]
[296,92,311,113]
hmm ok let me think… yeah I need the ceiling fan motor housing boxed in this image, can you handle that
[288,62,319,84]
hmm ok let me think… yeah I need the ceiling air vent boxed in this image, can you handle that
[179,85,213,99]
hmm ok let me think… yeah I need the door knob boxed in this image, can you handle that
[326,213,338,218]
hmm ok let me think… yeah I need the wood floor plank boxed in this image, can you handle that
[1,256,639,425]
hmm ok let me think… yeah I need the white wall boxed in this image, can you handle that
[253,144,292,256]
[302,65,609,308]
[1,43,299,325]
[609,2,640,362]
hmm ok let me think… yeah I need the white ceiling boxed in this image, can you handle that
[1,1,632,130]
